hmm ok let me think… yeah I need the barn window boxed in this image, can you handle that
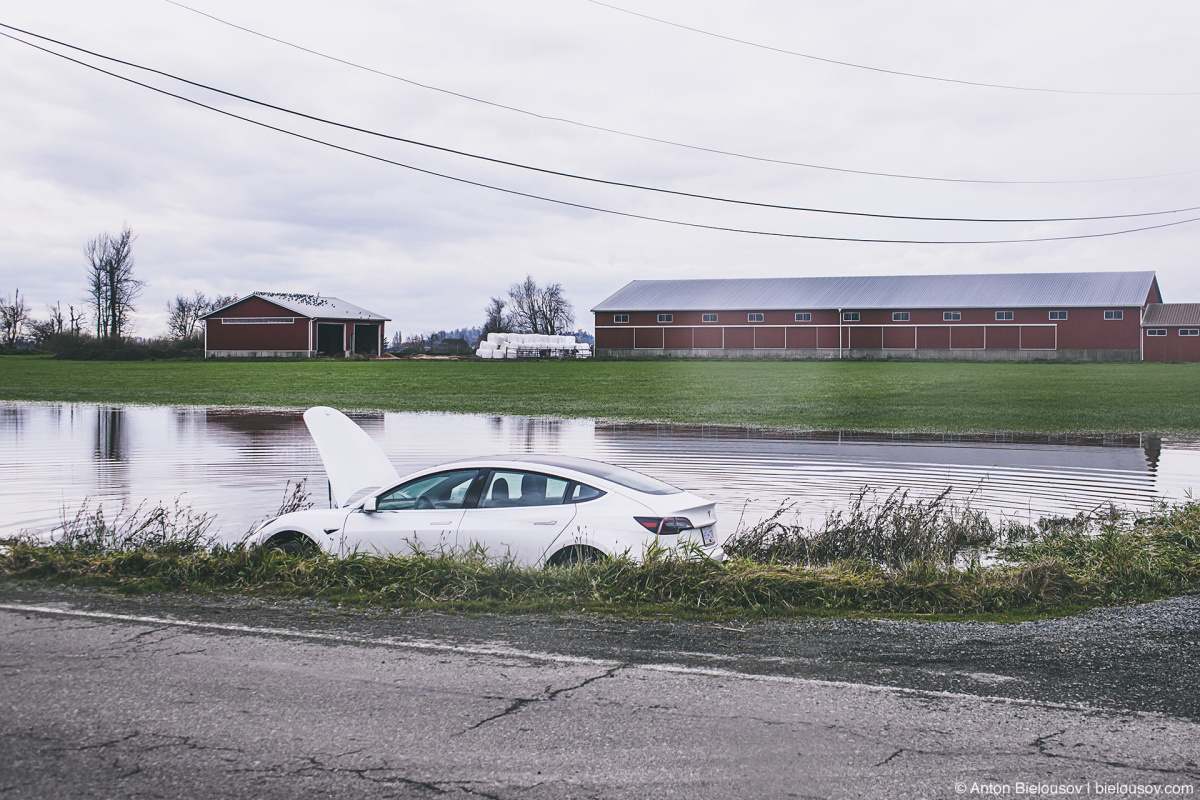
[995,311,1014,321]
[614,314,629,323]
[658,314,673,323]
[1049,311,1068,320]
[702,314,718,323]
[893,312,909,321]
[842,312,859,322]
[1147,329,1167,336]
[221,317,294,324]
[795,313,811,322]
[748,313,765,322]
[1104,310,1123,320]
[1182,329,1199,336]
[943,312,961,321]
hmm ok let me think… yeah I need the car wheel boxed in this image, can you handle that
[547,545,604,567]
[264,532,320,557]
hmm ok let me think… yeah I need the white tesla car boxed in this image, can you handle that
[253,407,722,565]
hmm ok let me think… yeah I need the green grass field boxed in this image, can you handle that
[3,355,1199,433]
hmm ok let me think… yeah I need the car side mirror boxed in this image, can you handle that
[361,496,378,513]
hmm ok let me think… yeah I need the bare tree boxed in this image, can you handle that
[85,224,143,340]
[68,304,86,335]
[45,301,66,334]
[0,288,30,348]
[26,301,68,345]
[506,275,574,335]
[481,297,513,337]
[166,292,237,340]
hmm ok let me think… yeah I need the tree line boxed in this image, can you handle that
[1,224,234,354]
[3,226,581,358]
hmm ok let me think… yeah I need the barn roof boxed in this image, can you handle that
[203,292,389,321]
[591,271,1159,313]
[1142,303,1200,326]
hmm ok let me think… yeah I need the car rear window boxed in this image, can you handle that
[522,456,682,495]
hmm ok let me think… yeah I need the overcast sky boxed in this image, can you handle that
[3,0,1200,337]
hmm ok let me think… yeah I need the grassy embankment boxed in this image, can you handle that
[3,490,1197,620]
[3,355,1200,432]
[4,356,1198,618]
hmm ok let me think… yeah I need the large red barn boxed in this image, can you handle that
[592,271,1163,361]
[201,292,389,358]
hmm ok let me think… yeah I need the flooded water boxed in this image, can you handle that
[3,402,1200,543]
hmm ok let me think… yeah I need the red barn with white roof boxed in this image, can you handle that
[201,292,389,358]
[592,271,1163,361]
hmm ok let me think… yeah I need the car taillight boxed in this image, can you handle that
[634,516,694,535]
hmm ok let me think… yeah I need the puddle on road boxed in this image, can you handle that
[3,402,1198,541]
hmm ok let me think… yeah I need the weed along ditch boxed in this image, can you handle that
[2,401,1199,617]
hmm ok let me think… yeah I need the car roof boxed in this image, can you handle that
[438,453,683,495]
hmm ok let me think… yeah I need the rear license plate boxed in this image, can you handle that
[701,525,715,546]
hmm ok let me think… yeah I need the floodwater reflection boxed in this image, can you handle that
[2,402,1198,542]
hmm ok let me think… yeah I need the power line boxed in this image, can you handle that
[584,0,1200,98]
[5,27,1200,245]
[160,0,1200,186]
[5,23,1200,226]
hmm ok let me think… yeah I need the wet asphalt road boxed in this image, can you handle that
[1,585,1197,799]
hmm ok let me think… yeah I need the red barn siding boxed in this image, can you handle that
[1055,308,1139,350]
[597,327,634,349]
[634,327,664,349]
[664,327,693,349]
[786,326,816,348]
[816,326,841,349]
[694,326,723,348]
[1143,330,1200,361]
[950,326,985,349]
[985,325,1020,349]
[724,327,754,348]
[754,326,785,349]
[205,297,309,351]
[595,294,1149,358]
[916,326,949,349]
[882,326,916,349]
[1020,325,1056,350]
[849,326,882,349]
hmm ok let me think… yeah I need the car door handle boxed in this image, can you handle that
[429,520,454,525]
[533,520,558,526]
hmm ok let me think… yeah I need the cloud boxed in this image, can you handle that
[3,0,1200,336]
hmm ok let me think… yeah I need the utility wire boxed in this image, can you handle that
[161,0,1200,186]
[584,0,1200,97]
[5,22,1200,226]
[5,28,1200,245]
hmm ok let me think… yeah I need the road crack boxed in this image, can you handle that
[458,665,623,734]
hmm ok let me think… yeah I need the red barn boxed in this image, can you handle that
[1141,304,1200,362]
[201,292,389,358]
[593,271,1162,361]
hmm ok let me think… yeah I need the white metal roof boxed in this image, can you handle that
[1142,303,1200,326]
[592,272,1158,313]
[204,292,389,321]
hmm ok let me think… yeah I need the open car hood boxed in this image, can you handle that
[303,406,400,507]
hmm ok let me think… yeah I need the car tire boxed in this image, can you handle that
[547,544,604,567]
[264,532,320,557]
